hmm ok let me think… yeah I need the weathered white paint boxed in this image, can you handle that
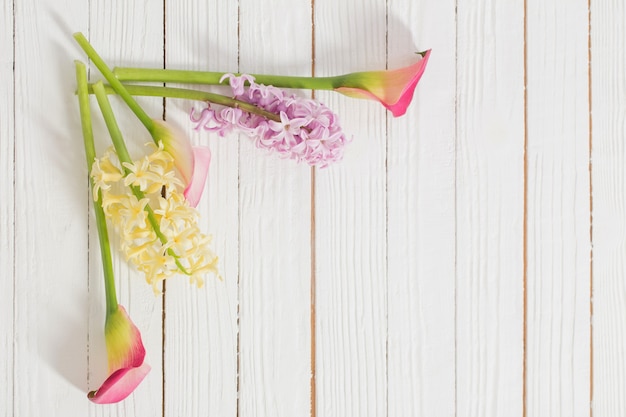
[526,0,591,416]
[455,0,526,415]
[1,0,14,415]
[2,0,616,415]
[591,1,626,416]
[13,0,89,415]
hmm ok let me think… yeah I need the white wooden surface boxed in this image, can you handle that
[3,0,622,415]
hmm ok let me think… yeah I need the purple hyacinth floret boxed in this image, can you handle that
[190,74,350,168]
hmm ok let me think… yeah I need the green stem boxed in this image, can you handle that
[75,61,118,316]
[92,81,191,276]
[91,82,134,165]
[114,67,349,90]
[91,83,281,122]
[73,32,156,138]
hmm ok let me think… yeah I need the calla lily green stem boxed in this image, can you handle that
[73,32,156,139]
[114,67,343,90]
[91,81,191,276]
[75,61,118,316]
[113,50,429,89]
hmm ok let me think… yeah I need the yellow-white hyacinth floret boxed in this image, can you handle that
[91,148,124,201]
[91,142,218,291]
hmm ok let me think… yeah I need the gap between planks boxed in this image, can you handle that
[587,0,593,417]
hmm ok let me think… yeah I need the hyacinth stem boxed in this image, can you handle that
[114,67,345,91]
[75,61,119,316]
[92,81,191,276]
[90,83,281,123]
[73,32,157,141]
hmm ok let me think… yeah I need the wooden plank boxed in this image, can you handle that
[238,1,313,416]
[455,0,525,415]
[13,1,90,415]
[164,1,239,416]
[590,1,626,416]
[0,0,14,414]
[314,1,388,416]
[386,0,457,416]
[525,1,591,416]
[86,2,165,415]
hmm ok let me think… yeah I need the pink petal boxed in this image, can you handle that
[183,147,211,207]
[335,49,431,117]
[153,119,195,185]
[88,362,151,404]
[89,305,150,404]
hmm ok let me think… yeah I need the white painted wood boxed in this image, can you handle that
[455,0,525,415]
[591,1,626,416]
[526,1,591,416]
[13,0,90,415]
[314,1,388,416]
[0,0,14,414]
[164,1,239,416]
[238,1,312,416]
[5,0,623,415]
[386,1,457,416]
[87,2,165,415]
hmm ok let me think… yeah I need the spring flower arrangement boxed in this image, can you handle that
[73,32,430,404]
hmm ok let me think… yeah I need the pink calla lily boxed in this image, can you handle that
[152,119,211,207]
[335,49,431,117]
[184,146,211,207]
[88,305,151,404]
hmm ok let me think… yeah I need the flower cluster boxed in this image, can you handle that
[191,75,350,168]
[92,142,219,291]
[74,31,430,404]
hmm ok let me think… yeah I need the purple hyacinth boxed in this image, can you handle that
[190,74,350,168]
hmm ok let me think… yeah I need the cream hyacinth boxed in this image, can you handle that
[93,141,218,291]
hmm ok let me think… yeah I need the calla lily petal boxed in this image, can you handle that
[104,305,145,370]
[153,119,194,185]
[152,119,211,206]
[183,147,211,207]
[88,363,151,404]
[335,49,431,117]
[88,305,150,404]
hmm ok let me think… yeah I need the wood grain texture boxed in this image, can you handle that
[87,2,164,415]
[314,1,388,416]
[526,1,591,416]
[455,0,525,415]
[591,1,626,416]
[164,1,239,416]
[13,0,89,415]
[238,1,313,416]
[3,0,623,415]
[0,0,14,414]
[386,0,457,416]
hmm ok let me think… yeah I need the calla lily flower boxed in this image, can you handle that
[88,305,151,404]
[335,49,431,117]
[112,48,430,117]
[76,60,151,405]
[152,119,211,207]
